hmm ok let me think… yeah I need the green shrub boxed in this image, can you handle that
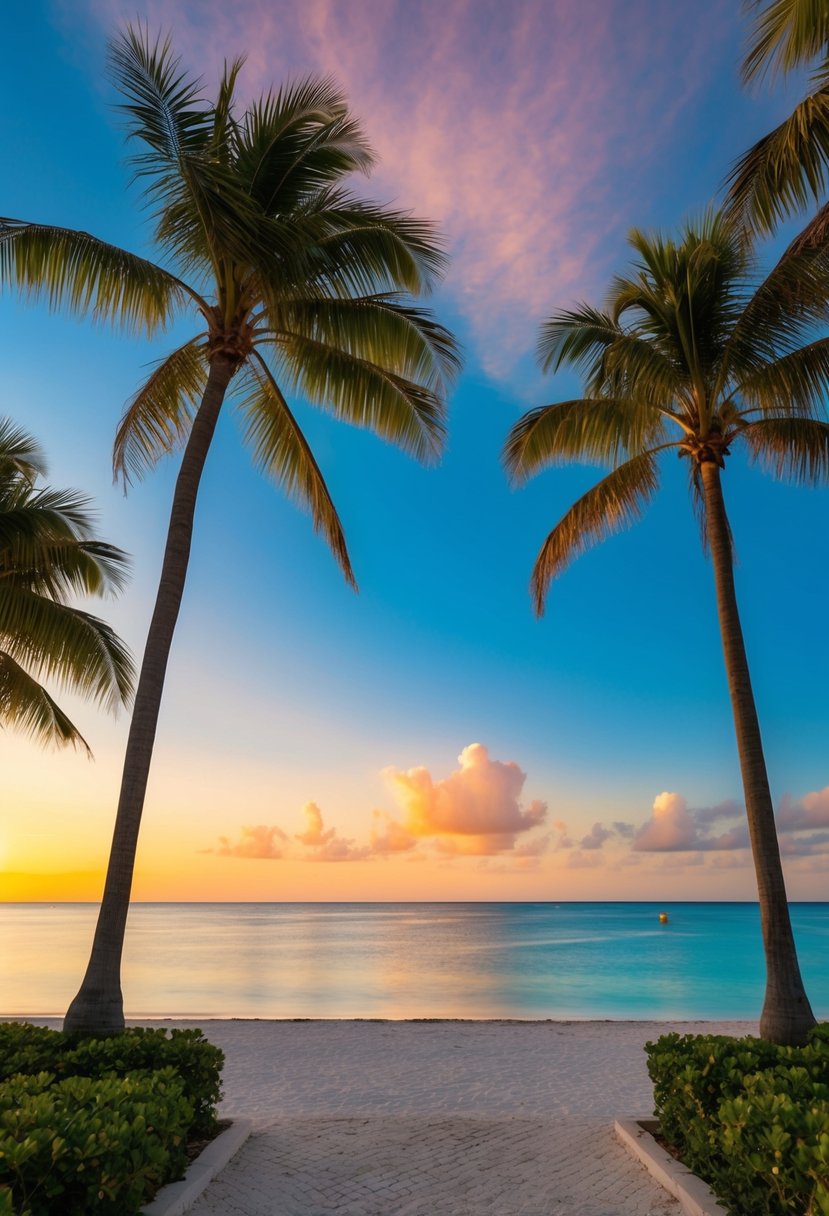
[646,1027,829,1216]
[0,1024,223,1136]
[0,1069,192,1216]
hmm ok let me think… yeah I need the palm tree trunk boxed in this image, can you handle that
[700,459,815,1045]
[64,355,236,1036]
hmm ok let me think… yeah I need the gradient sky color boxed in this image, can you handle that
[1,0,828,902]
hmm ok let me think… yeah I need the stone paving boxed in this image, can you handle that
[176,1020,756,1215]
[189,1114,680,1215]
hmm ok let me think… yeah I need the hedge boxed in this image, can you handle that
[646,1026,829,1215]
[0,1023,223,1136]
[0,1022,225,1216]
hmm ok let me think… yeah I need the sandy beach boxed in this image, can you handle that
[26,1016,755,1214]
[29,1016,755,1123]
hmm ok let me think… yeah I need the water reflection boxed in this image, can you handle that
[1,902,826,1020]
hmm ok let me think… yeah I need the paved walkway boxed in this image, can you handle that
[174,1019,755,1215]
[190,1114,680,1215]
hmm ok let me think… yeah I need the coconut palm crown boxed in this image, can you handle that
[727,0,829,240]
[0,27,459,1035]
[504,211,829,1044]
[0,419,133,753]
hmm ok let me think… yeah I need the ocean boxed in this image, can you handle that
[2,901,827,1020]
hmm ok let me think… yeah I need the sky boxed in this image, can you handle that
[1,0,828,903]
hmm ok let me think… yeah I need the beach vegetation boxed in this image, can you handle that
[0,419,133,754]
[0,1022,224,1215]
[647,1027,829,1215]
[0,1023,223,1138]
[0,26,459,1036]
[504,210,828,1044]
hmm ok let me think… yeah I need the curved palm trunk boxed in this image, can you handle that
[700,459,815,1045]
[64,355,236,1036]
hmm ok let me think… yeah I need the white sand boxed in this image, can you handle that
[29,1016,757,1126]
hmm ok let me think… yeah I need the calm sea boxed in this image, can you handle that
[1,902,827,1020]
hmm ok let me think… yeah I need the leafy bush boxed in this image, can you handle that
[646,1027,829,1215]
[0,1069,192,1216]
[0,1023,223,1136]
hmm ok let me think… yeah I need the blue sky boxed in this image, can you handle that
[2,0,828,901]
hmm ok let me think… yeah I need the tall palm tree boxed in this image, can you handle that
[0,419,133,752]
[0,28,459,1036]
[727,0,829,240]
[504,211,829,1045]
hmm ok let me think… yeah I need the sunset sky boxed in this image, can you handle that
[2,0,828,903]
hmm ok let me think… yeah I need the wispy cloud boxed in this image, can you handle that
[81,0,734,377]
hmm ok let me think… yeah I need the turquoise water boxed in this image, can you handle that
[1,902,827,1020]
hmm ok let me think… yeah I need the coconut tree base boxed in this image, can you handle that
[63,986,126,1037]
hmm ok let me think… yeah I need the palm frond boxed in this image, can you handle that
[725,83,829,234]
[111,26,266,274]
[721,218,829,381]
[504,398,669,484]
[274,332,447,463]
[0,419,45,483]
[743,415,829,481]
[742,0,829,82]
[0,587,134,712]
[0,218,190,333]
[294,191,449,296]
[0,652,91,753]
[236,353,356,587]
[529,450,662,615]
[236,77,375,216]
[737,334,829,416]
[276,294,461,392]
[537,306,621,375]
[113,338,209,486]
[110,25,213,164]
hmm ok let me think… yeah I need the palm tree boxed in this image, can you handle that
[727,0,829,241]
[0,28,459,1036]
[0,418,133,752]
[504,211,829,1045]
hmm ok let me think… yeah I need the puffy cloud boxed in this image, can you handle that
[384,742,547,855]
[214,824,288,859]
[552,819,573,850]
[580,822,613,850]
[295,802,335,847]
[633,792,751,853]
[634,792,698,851]
[369,810,417,855]
[295,803,368,861]
[777,787,829,832]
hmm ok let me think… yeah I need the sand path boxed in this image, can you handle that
[157,1018,752,1215]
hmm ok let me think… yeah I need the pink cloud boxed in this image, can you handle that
[78,0,734,377]
[778,787,829,831]
[213,824,288,859]
[384,742,547,854]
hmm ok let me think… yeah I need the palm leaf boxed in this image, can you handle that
[273,332,447,463]
[725,83,829,234]
[743,415,829,481]
[236,352,356,587]
[529,451,662,615]
[0,652,91,753]
[0,587,134,712]
[537,306,621,375]
[742,0,829,82]
[0,219,190,333]
[0,419,45,482]
[737,334,829,416]
[278,294,460,391]
[504,398,668,484]
[113,338,209,485]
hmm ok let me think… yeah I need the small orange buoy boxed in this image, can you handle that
[658,912,669,924]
